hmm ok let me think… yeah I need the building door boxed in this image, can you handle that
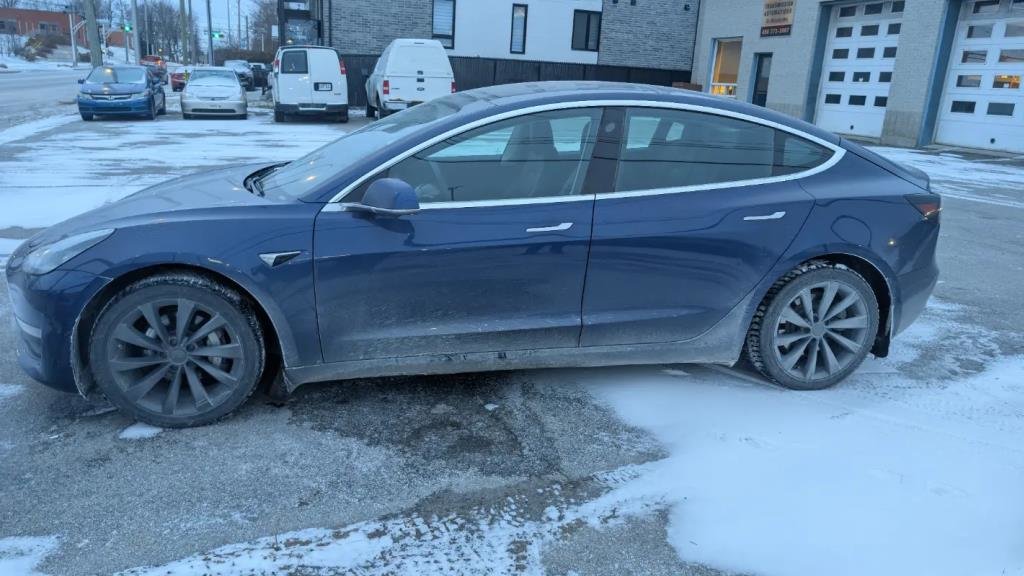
[710,38,742,97]
[815,1,904,138]
[752,53,773,106]
[935,0,1024,153]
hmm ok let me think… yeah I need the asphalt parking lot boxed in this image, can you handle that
[1,93,1023,575]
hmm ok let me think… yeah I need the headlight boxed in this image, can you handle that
[79,93,93,100]
[132,90,152,99]
[22,229,114,275]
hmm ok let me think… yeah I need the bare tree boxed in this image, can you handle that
[0,0,22,9]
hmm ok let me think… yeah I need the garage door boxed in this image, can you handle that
[815,1,904,138]
[935,0,1024,153]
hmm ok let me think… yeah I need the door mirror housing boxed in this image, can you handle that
[346,178,421,216]
[77,78,85,84]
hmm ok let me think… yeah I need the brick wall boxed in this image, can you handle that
[326,0,432,54]
[598,0,699,71]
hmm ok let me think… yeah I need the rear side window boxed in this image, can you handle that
[613,108,833,192]
[280,51,308,74]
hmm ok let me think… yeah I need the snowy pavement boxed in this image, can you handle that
[1,105,1024,575]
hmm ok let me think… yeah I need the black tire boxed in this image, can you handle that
[337,112,348,123]
[377,96,388,119]
[182,112,192,120]
[274,110,284,122]
[89,273,265,428]
[238,113,248,120]
[745,261,879,390]
[366,102,375,118]
[81,112,94,121]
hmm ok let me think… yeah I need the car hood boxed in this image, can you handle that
[28,163,279,246]
[81,82,146,95]
[185,83,241,98]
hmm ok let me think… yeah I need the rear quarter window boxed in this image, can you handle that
[280,51,308,74]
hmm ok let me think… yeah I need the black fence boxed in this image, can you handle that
[340,54,692,108]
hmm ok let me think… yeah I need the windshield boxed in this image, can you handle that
[190,69,238,82]
[224,60,248,69]
[86,67,146,84]
[259,92,484,200]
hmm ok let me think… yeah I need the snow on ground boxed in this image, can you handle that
[117,422,163,440]
[0,536,60,576]
[0,54,80,72]
[108,300,1024,576]
[0,382,24,402]
[869,145,1024,209]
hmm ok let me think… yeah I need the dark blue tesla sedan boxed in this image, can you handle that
[6,82,940,427]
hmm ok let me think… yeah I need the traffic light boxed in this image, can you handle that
[211,31,223,39]
[122,23,132,32]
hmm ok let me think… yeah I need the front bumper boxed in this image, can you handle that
[182,98,247,116]
[78,96,151,116]
[5,264,110,394]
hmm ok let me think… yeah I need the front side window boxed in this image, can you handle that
[613,108,833,192]
[510,4,528,54]
[572,10,601,51]
[432,0,456,48]
[377,108,603,204]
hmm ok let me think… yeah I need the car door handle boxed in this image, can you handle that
[526,222,573,233]
[743,211,786,221]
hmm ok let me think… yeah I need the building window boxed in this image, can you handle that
[710,38,742,96]
[962,50,987,63]
[883,46,898,58]
[888,23,901,35]
[828,71,845,81]
[833,48,850,59]
[510,4,527,54]
[1000,49,1024,62]
[950,100,976,113]
[849,95,867,105]
[861,25,879,36]
[891,1,905,12]
[957,74,982,87]
[0,20,16,32]
[993,74,1021,88]
[874,96,888,107]
[879,71,893,82]
[863,3,883,15]
[432,0,456,48]
[968,24,993,38]
[973,0,999,15]
[853,71,871,82]
[856,47,875,58]
[825,93,842,104]
[572,10,601,52]
[1006,22,1024,37]
[836,26,853,38]
[839,6,857,17]
[987,102,1015,116]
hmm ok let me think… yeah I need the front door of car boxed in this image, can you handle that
[314,107,604,363]
[581,106,835,346]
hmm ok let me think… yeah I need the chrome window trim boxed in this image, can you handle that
[323,99,846,207]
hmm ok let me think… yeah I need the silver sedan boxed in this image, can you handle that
[181,67,248,119]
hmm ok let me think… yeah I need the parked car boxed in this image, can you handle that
[169,65,191,92]
[6,82,940,428]
[271,45,348,123]
[366,39,455,119]
[76,65,167,121]
[140,55,168,84]
[181,67,248,120]
[250,62,269,88]
[223,59,254,90]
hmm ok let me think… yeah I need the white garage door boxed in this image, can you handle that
[815,1,904,138]
[935,0,1024,153]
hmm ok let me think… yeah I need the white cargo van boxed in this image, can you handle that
[366,39,455,118]
[271,46,349,123]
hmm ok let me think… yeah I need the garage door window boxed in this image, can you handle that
[962,50,987,63]
[833,48,850,59]
[883,46,898,58]
[825,94,842,104]
[857,47,875,58]
[879,71,893,82]
[1006,22,1024,37]
[874,96,888,107]
[993,74,1021,88]
[968,24,994,38]
[951,101,977,113]
[837,26,854,38]
[957,74,982,87]
[987,102,1015,115]
[888,23,901,35]
[861,25,879,36]
[853,71,871,82]
[829,71,846,81]
[849,95,867,105]
[892,1,904,12]
[864,3,883,15]
[1000,49,1024,62]
[839,6,856,17]
[973,0,999,15]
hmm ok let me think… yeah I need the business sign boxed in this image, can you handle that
[761,0,795,37]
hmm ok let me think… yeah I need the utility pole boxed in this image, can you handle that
[205,0,214,64]
[142,0,149,55]
[225,0,231,44]
[179,0,188,64]
[244,15,249,50]
[130,0,140,62]
[236,0,241,48]
[82,0,103,66]
[64,5,78,67]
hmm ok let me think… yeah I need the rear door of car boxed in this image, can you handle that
[276,49,311,106]
[384,42,453,108]
[308,48,347,108]
[581,106,838,346]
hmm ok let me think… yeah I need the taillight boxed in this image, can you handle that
[339,58,347,75]
[451,81,457,93]
[383,79,390,95]
[906,193,942,220]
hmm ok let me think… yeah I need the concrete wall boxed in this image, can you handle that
[449,0,601,63]
[327,0,431,54]
[691,0,827,119]
[598,0,699,71]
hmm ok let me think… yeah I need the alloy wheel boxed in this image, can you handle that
[771,280,870,382]
[106,298,246,417]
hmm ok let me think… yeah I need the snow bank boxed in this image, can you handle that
[118,422,163,440]
[0,536,59,576]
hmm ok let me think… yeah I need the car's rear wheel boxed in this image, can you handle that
[745,262,878,390]
[274,110,284,122]
[366,101,376,118]
[182,112,192,120]
[89,274,265,428]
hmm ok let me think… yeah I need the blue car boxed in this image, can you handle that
[6,82,940,427]
[77,65,167,121]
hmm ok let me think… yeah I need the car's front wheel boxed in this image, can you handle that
[745,262,879,390]
[80,112,94,121]
[89,273,265,428]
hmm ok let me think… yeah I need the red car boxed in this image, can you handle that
[169,66,189,92]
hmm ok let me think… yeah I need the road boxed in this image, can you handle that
[0,103,1022,575]
[0,68,84,129]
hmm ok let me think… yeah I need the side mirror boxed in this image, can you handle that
[346,178,420,217]
[77,78,84,84]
